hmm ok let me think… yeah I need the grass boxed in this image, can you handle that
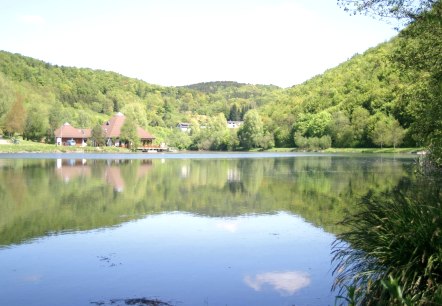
[332,177,442,305]
[264,147,421,154]
[0,139,130,153]
[324,147,423,154]
[0,137,423,154]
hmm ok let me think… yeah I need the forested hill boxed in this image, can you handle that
[0,3,439,155]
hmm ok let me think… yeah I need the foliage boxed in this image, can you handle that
[332,178,442,305]
[237,109,267,149]
[23,104,48,141]
[120,117,140,150]
[337,0,436,25]
[329,111,354,148]
[3,94,26,136]
[91,124,106,147]
[294,132,332,150]
[0,11,438,153]
[392,0,442,165]
[370,118,405,149]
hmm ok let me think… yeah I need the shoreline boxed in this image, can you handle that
[0,138,423,155]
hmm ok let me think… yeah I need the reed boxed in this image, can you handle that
[332,178,442,305]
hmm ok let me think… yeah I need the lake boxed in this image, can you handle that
[0,152,416,306]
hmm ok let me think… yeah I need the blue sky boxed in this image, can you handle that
[0,0,397,87]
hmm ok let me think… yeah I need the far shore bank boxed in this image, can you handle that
[0,139,423,155]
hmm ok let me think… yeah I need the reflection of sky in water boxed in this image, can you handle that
[216,220,240,233]
[0,212,335,306]
[244,271,311,296]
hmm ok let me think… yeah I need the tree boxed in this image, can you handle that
[329,111,354,147]
[337,0,436,25]
[75,110,92,129]
[91,124,106,147]
[389,118,406,149]
[120,103,148,128]
[3,94,26,137]
[351,107,370,147]
[339,0,442,163]
[23,105,48,141]
[371,115,406,148]
[237,109,264,149]
[294,111,332,138]
[371,120,389,148]
[190,113,231,150]
[392,1,442,164]
[120,117,140,150]
[229,104,241,121]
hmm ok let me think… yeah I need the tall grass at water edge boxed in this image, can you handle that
[332,177,442,305]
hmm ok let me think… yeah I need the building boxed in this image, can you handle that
[102,112,155,147]
[54,123,91,146]
[227,120,243,129]
[177,122,191,132]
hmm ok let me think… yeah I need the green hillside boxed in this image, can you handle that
[0,1,440,160]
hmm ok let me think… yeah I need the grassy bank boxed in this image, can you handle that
[264,147,422,154]
[0,139,423,154]
[0,139,130,153]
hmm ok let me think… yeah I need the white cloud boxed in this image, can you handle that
[244,271,311,295]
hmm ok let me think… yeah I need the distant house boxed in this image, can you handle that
[227,120,243,129]
[177,122,191,132]
[54,123,91,146]
[102,112,155,147]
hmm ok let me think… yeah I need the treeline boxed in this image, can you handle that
[0,3,439,157]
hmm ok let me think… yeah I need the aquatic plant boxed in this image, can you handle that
[332,178,442,305]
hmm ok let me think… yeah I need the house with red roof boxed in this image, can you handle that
[54,123,91,146]
[102,112,155,147]
[54,112,155,148]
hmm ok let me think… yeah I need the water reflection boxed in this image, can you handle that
[0,154,417,306]
[216,220,240,233]
[244,271,311,296]
[55,159,153,192]
[0,154,415,247]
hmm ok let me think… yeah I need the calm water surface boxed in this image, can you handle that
[0,153,416,306]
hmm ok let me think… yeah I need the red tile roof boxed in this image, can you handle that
[102,112,155,140]
[54,123,91,138]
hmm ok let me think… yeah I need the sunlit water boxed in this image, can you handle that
[0,153,416,306]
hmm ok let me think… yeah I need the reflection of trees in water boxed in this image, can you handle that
[225,181,245,194]
[0,156,415,245]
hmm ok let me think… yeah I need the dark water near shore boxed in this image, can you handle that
[0,153,416,306]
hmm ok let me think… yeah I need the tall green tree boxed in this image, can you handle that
[389,118,406,149]
[3,94,26,137]
[23,105,48,141]
[329,111,354,148]
[351,107,370,147]
[120,117,140,150]
[91,124,106,147]
[237,109,264,149]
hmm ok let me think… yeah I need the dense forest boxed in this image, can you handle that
[0,1,440,162]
